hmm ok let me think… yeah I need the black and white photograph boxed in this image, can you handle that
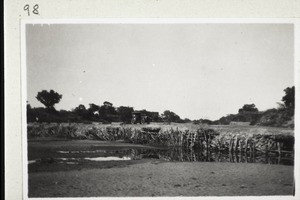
[22,21,296,198]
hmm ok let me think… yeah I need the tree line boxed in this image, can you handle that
[196,86,295,127]
[27,90,190,123]
[27,86,295,127]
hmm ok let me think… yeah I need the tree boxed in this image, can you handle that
[26,101,32,110]
[182,118,192,123]
[194,118,212,124]
[117,106,134,123]
[276,102,286,110]
[84,103,102,121]
[103,101,113,107]
[88,103,100,115]
[73,104,88,118]
[74,104,87,113]
[282,86,295,110]
[99,103,118,122]
[26,102,35,122]
[238,104,258,113]
[36,90,62,110]
[161,110,181,123]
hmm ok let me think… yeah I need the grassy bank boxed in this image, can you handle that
[27,122,294,155]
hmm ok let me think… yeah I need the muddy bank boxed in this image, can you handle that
[28,162,294,197]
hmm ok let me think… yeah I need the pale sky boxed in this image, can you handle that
[26,23,294,120]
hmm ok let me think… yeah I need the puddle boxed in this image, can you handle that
[28,156,131,165]
[84,156,131,161]
[60,158,78,161]
[58,151,74,154]
[58,150,107,154]
[63,162,79,165]
[28,160,36,164]
[57,161,79,164]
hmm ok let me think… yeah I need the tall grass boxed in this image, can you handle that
[27,122,294,154]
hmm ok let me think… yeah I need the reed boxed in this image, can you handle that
[27,123,294,155]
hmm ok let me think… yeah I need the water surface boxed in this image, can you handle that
[28,146,293,166]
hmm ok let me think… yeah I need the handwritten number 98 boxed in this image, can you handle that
[24,4,39,16]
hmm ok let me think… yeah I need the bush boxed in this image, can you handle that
[257,108,294,127]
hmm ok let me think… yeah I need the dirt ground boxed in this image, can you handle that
[28,161,294,197]
[27,139,294,197]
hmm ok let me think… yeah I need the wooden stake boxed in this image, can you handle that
[277,142,281,155]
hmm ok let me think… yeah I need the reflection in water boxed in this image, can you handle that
[54,147,293,166]
[136,147,293,165]
[29,147,293,165]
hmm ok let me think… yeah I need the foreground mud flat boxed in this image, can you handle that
[29,162,294,197]
[27,139,294,197]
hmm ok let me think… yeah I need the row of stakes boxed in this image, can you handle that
[183,132,293,156]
